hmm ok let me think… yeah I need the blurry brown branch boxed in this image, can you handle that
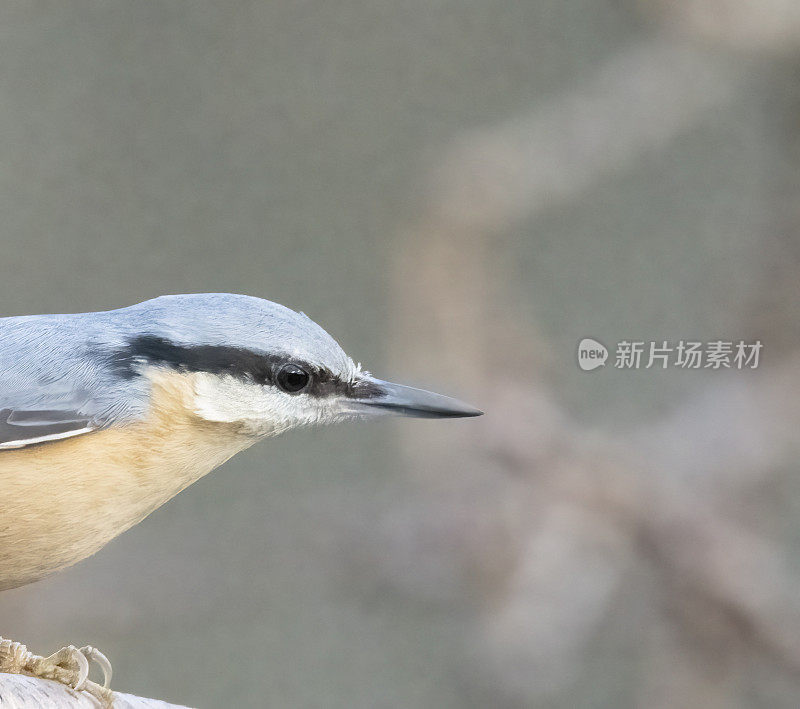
[643,0,800,53]
[382,33,800,709]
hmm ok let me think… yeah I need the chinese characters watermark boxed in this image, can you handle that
[577,339,762,371]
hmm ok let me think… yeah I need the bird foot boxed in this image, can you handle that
[0,636,114,706]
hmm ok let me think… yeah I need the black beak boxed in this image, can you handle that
[348,377,483,419]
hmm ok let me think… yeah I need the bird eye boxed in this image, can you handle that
[276,363,310,394]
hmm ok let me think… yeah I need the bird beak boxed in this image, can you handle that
[347,377,483,419]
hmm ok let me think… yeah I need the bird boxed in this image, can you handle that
[0,293,481,704]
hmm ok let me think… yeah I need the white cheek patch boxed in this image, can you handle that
[189,372,343,435]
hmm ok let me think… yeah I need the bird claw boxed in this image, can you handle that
[45,644,113,694]
[44,644,90,690]
[0,636,115,706]
[79,644,113,689]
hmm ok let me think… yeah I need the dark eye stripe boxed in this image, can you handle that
[112,335,357,399]
[113,335,274,383]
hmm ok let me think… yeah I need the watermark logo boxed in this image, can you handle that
[577,338,609,371]
[578,339,762,371]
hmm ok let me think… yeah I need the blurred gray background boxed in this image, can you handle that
[1,1,800,707]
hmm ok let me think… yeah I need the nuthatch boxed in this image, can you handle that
[0,293,481,594]
[0,294,481,701]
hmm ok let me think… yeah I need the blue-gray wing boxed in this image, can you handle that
[0,403,95,449]
[0,312,148,450]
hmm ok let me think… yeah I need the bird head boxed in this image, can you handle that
[116,294,482,437]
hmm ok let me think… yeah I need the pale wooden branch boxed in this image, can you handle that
[0,673,191,708]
